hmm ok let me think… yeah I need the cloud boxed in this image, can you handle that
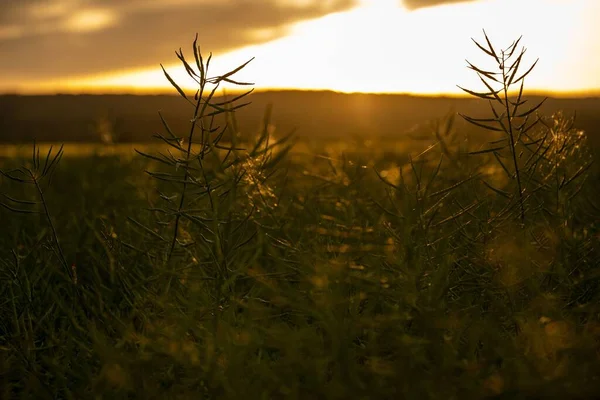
[401,0,478,10]
[63,9,119,33]
[0,0,356,80]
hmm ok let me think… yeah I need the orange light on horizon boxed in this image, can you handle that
[4,0,599,97]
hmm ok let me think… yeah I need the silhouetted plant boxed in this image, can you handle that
[535,111,594,221]
[132,34,292,297]
[0,141,74,284]
[458,30,547,223]
[130,34,254,294]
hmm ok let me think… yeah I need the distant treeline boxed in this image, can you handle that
[1,91,599,146]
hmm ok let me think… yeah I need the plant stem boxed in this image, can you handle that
[501,54,526,223]
[32,173,72,282]
[167,86,205,263]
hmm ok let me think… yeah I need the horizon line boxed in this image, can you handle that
[1,87,600,99]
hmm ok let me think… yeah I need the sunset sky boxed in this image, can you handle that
[1,0,598,96]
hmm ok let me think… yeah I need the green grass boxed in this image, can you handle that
[0,33,599,399]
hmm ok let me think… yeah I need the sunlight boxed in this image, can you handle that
[53,0,599,95]
[64,9,118,33]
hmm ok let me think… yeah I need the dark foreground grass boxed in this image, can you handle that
[1,33,600,399]
[0,130,599,399]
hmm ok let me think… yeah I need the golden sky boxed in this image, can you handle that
[1,0,598,96]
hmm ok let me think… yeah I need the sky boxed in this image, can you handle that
[0,0,598,96]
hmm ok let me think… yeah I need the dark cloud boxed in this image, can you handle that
[401,0,478,10]
[0,0,356,79]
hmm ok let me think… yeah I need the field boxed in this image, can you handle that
[1,114,599,399]
[1,36,600,399]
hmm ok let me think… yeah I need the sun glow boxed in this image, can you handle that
[31,0,600,96]
[65,9,118,33]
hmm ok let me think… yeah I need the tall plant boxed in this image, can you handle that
[131,34,254,288]
[0,142,74,284]
[458,31,546,223]
[132,34,292,297]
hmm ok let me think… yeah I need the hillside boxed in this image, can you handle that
[1,91,599,146]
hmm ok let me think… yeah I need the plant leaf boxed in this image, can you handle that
[468,146,507,155]
[176,48,200,82]
[457,85,497,100]
[161,64,187,100]
[460,114,503,131]
[482,29,500,63]
[512,58,539,85]
[506,35,523,59]
[515,97,546,118]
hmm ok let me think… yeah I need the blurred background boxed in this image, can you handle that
[0,0,598,144]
